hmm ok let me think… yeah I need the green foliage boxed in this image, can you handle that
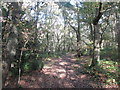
[22,62,33,72]
[31,60,44,70]
[9,66,19,76]
[9,62,20,76]
[16,84,23,88]
[20,11,25,15]
[9,50,44,76]
[22,51,31,61]
[21,60,44,73]
[2,7,8,17]
[81,59,119,85]
[100,46,118,60]
[81,49,89,56]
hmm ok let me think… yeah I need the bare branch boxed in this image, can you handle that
[68,22,77,32]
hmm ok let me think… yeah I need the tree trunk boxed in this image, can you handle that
[118,29,120,60]
[118,36,120,88]
[117,22,120,87]
[46,32,49,53]
[76,6,81,57]
[90,2,102,67]
[2,25,18,87]
[91,24,101,67]
[33,2,39,53]
[2,2,22,86]
[91,25,97,67]
[89,23,93,56]
[0,8,2,89]
[63,25,66,51]
[76,33,81,57]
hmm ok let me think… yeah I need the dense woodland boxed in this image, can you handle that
[1,1,120,88]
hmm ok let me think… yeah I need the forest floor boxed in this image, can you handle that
[5,53,119,88]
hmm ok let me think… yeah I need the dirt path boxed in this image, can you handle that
[5,53,99,88]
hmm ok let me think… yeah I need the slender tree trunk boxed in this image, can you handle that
[33,2,39,53]
[46,32,49,53]
[18,40,28,83]
[76,33,81,57]
[117,22,120,88]
[91,25,96,67]
[63,26,66,51]
[56,34,60,52]
[118,28,120,60]
[116,13,120,60]
[0,8,2,89]
[89,23,93,56]
[76,6,81,57]
[115,4,120,87]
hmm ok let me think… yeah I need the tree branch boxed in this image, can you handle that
[68,22,77,32]
[93,2,103,25]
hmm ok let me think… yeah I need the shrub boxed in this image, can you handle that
[31,60,44,70]
[100,46,118,60]
[22,60,44,73]
[22,62,33,72]
[9,66,19,76]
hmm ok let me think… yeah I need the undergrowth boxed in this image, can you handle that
[81,59,120,86]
